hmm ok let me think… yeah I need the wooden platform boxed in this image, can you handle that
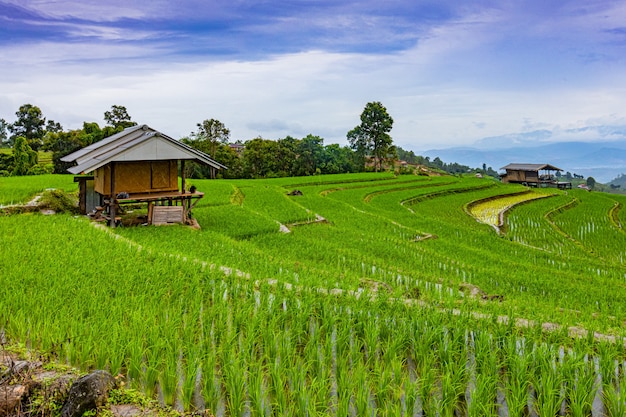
[108,191,204,225]
[115,191,204,203]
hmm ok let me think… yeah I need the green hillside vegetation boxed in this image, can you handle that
[2,172,626,415]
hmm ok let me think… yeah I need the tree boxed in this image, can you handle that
[322,143,356,174]
[0,118,8,148]
[586,176,596,190]
[12,136,38,175]
[187,119,230,153]
[9,104,47,150]
[183,119,231,179]
[45,120,63,134]
[242,137,281,178]
[44,123,105,173]
[275,136,298,176]
[295,134,324,176]
[347,101,394,172]
[103,105,137,133]
[214,144,243,179]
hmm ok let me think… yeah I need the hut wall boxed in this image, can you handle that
[524,171,539,181]
[505,170,523,182]
[94,161,178,196]
[505,170,539,183]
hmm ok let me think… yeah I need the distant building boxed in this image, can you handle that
[229,143,245,155]
[500,163,571,189]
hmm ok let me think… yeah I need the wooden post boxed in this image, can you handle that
[181,160,186,194]
[109,162,116,228]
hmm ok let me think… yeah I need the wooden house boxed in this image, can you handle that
[500,163,571,189]
[61,124,226,227]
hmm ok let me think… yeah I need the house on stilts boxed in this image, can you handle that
[500,163,571,189]
[61,124,226,227]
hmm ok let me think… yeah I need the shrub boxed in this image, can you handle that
[38,189,79,213]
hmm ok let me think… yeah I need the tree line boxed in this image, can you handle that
[1,102,491,179]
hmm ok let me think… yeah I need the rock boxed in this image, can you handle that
[0,384,27,415]
[111,404,157,416]
[60,370,116,417]
[44,374,75,404]
[12,359,42,376]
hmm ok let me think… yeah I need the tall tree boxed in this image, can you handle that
[183,118,231,179]
[9,104,47,150]
[347,101,394,172]
[103,105,137,133]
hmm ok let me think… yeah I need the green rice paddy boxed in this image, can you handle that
[1,172,625,415]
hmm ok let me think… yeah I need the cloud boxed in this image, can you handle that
[1,0,152,22]
[2,0,626,152]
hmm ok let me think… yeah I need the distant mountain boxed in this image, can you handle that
[421,141,626,183]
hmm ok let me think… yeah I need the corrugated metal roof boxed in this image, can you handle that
[500,163,562,171]
[62,124,227,174]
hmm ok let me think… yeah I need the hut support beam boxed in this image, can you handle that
[181,160,186,194]
[109,162,117,228]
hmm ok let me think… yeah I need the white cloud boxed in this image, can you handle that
[2,1,626,152]
[3,0,153,21]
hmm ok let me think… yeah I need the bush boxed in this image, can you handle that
[26,164,52,176]
[38,189,79,213]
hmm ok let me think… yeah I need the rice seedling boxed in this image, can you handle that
[4,173,626,416]
[0,174,76,205]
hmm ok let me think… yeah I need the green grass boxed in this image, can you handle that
[0,174,77,205]
[2,172,626,415]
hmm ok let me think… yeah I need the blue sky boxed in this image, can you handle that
[2,0,626,151]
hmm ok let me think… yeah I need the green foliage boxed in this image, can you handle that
[586,176,596,189]
[44,122,105,173]
[103,104,137,130]
[182,118,231,179]
[9,104,47,149]
[12,136,38,175]
[38,188,79,213]
[347,101,395,172]
[0,117,8,147]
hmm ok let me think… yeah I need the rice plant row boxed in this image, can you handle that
[466,190,553,232]
[4,173,626,415]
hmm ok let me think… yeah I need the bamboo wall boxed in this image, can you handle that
[94,161,178,196]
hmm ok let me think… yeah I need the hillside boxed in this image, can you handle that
[1,173,626,415]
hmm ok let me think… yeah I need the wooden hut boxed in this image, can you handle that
[61,124,226,227]
[500,163,571,189]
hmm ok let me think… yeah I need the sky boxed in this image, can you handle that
[2,0,626,151]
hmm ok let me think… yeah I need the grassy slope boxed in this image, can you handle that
[0,174,76,205]
[126,173,626,334]
[2,172,626,414]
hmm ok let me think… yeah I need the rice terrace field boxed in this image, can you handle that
[2,172,626,416]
